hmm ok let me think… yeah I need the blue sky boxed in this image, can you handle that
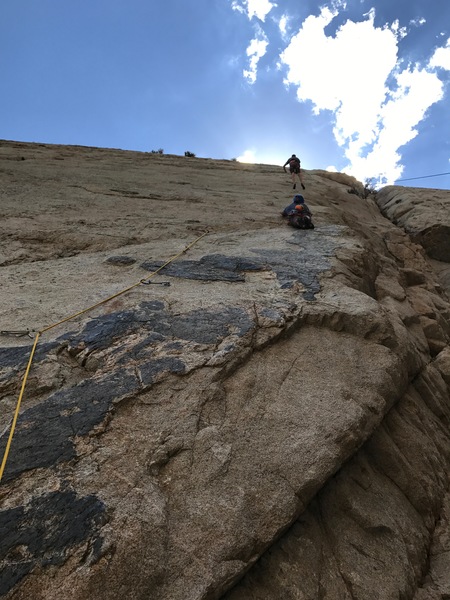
[1,0,449,188]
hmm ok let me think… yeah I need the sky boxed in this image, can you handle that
[1,0,449,189]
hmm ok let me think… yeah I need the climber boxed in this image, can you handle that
[281,194,307,217]
[283,154,305,190]
[287,203,314,229]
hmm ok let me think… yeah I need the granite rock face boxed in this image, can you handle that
[0,141,449,600]
[376,185,450,263]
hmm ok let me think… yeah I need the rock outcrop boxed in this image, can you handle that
[0,140,449,599]
[376,185,450,262]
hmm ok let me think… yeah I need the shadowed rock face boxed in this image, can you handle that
[224,354,450,600]
[376,186,450,262]
[0,141,449,600]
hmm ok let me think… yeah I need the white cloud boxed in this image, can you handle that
[278,15,288,38]
[236,149,257,162]
[231,0,271,83]
[243,33,269,83]
[279,7,448,184]
[236,148,287,165]
[231,1,245,15]
[429,38,450,70]
[341,66,445,183]
[410,17,426,26]
[231,0,276,22]
[390,18,408,40]
[332,0,347,10]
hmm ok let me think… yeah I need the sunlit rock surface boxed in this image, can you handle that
[0,141,449,600]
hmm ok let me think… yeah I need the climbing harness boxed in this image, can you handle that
[0,230,209,484]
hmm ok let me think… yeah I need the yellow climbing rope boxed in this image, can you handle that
[0,333,40,483]
[0,231,209,483]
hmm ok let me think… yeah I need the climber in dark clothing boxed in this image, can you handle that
[287,203,314,229]
[281,194,314,229]
[283,154,305,190]
[281,194,307,216]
